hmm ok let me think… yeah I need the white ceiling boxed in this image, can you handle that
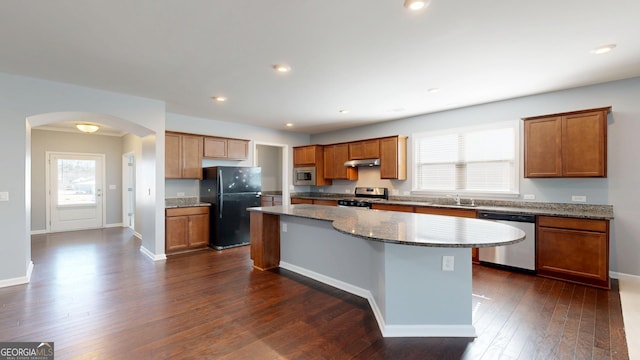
[1,1,639,134]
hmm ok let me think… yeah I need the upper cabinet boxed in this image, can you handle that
[348,139,380,160]
[165,132,203,179]
[293,145,323,166]
[324,143,358,180]
[203,136,249,160]
[524,107,610,178]
[379,136,407,180]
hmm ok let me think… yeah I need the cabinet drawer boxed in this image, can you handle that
[415,206,477,218]
[371,203,414,212]
[166,206,210,217]
[537,216,607,232]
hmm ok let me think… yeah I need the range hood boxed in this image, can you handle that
[344,158,381,167]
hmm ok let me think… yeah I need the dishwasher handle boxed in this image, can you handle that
[477,212,536,223]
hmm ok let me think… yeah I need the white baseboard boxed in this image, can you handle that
[611,271,640,283]
[133,231,142,239]
[139,245,166,261]
[279,261,476,338]
[30,229,46,235]
[0,261,34,289]
[105,222,123,228]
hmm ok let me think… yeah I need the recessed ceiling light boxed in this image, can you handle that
[590,44,616,55]
[428,88,441,93]
[339,109,350,114]
[272,64,291,73]
[285,123,294,127]
[390,108,406,112]
[211,96,227,102]
[404,0,430,11]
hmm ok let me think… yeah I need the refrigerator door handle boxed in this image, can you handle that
[219,169,224,219]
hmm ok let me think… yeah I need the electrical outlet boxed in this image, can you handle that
[442,256,455,271]
[390,189,399,196]
[403,191,410,196]
[571,195,587,202]
[0,192,8,202]
[345,189,351,193]
[319,188,324,192]
[177,192,185,197]
[281,223,288,233]
[523,194,535,200]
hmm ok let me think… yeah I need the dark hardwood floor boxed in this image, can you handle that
[0,228,629,359]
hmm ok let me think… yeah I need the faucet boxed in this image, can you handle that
[447,194,461,206]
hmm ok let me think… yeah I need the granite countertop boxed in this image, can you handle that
[249,204,525,248]
[290,193,614,220]
[165,197,211,208]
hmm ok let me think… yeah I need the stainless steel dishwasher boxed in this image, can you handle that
[477,211,536,272]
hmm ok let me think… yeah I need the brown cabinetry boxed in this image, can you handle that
[203,136,249,160]
[536,216,609,289]
[291,198,313,204]
[379,136,407,180]
[313,199,338,206]
[524,107,609,178]
[293,145,323,166]
[349,139,380,160]
[371,203,414,212]
[165,132,203,179]
[261,195,282,207]
[165,206,210,254]
[324,143,358,180]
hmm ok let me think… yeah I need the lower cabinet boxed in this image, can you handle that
[291,198,313,205]
[261,195,282,207]
[371,203,414,212]
[536,216,610,289]
[312,199,338,206]
[165,207,210,254]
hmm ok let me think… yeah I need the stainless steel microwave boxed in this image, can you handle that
[293,166,316,186]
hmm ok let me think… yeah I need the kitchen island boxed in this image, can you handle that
[248,204,525,338]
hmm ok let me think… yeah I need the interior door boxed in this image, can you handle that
[48,152,104,232]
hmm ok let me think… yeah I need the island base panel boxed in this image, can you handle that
[250,212,280,270]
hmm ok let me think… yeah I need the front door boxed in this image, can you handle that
[48,152,104,232]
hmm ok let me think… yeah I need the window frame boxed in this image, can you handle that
[411,120,520,197]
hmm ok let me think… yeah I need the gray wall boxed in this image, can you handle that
[311,77,640,277]
[257,145,283,192]
[0,72,165,284]
[122,133,143,236]
[31,130,124,231]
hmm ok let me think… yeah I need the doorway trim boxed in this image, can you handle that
[45,151,107,233]
[122,152,136,232]
[253,141,290,205]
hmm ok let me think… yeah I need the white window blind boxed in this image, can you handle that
[413,121,519,195]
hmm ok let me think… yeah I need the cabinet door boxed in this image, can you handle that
[379,136,407,179]
[414,207,476,218]
[227,139,249,159]
[188,213,209,248]
[204,137,227,158]
[361,139,380,158]
[291,198,313,204]
[165,133,182,179]
[181,135,203,179]
[313,199,337,206]
[293,146,316,166]
[371,203,414,212]
[323,146,335,179]
[332,143,357,180]
[562,111,606,177]
[537,226,609,288]
[524,117,563,177]
[166,215,189,253]
[261,196,273,207]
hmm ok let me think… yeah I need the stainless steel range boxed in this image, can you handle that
[337,187,389,209]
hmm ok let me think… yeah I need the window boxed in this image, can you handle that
[413,121,519,195]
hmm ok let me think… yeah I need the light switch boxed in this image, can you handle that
[442,256,455,271]
[109,184,117,190]
[0,192,8,202]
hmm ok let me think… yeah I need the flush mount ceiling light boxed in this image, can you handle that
[285,123,294,127]
[428,88,441,93]
[211,96,227,102]
[272,64,291,73]
[590,44,616,55]
[76,123,99,133]
[404,0,430,10]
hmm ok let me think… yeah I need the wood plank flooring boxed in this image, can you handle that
[0,228,629,359]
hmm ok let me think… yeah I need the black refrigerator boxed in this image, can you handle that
[200,166,262,249]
